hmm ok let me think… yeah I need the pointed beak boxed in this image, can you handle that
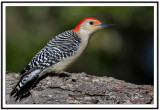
[98,23,115,28]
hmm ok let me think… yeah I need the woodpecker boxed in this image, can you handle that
[10,18,114,100]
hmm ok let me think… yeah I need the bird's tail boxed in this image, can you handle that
[10,69,41,100]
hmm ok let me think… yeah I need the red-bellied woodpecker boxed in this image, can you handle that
[10,18,114,100]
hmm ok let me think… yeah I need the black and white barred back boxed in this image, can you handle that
[10,30,81,99]
[21,30,81,74]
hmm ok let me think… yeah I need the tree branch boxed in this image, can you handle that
[6,72,154,104]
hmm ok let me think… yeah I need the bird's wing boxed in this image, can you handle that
[20,30,81,76]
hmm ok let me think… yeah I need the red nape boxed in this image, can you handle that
[72,18,100,32]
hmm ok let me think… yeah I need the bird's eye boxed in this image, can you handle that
[89,21,94,25]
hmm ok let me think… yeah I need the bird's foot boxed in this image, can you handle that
[59,71,72,77]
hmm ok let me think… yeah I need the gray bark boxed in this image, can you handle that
[6,72,154,104]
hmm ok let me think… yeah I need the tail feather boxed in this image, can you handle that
[10,86,18,96]
[15,74,39,99]
[10,69,41,100]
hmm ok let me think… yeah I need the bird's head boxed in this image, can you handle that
[73,18,114,38]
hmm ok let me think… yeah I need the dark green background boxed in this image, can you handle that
[6,6,154,85]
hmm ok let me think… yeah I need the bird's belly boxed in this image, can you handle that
[49,56,78,73]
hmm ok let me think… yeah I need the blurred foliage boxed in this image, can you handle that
[6,6,154,85]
